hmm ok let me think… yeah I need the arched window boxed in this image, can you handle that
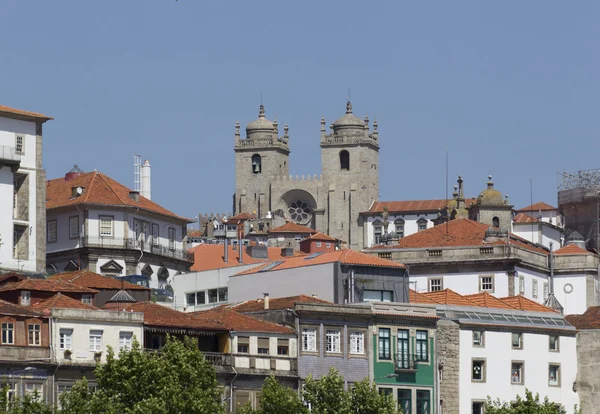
[252,154,262,174]
[492,216,500,228]
[373,220,382,245]
[339,150,350,170]
[394,219,405,238]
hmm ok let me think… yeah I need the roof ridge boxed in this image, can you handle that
[98,173,127,205]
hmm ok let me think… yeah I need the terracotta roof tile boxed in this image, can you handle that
[422,289,481,307]
[513,213,539,224]
[565,307,600,329]
[499,295,557,313]
[33,293,99,313]
[49,271,149,291]
[123,301,222,330]
[464,292,518,310]
[188,244,307,272]
[408,290,440,305]
[0,279,98,294]
[366,199,477,214]
[268,222,317,234]
[187,229,203,238]
[191,308,294,334]
[554,244,594,256]
[0,299,45,318]
[0,105,53,121]
[300,232,337,242]
[229,295,331,312]
[235,249,405,276]
[517,201,557,212]
[228,213,256,221]
[0,273,25,285]
[46,171,192,222]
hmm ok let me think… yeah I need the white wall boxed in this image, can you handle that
[411,270,510,298]
[365,213,437,247]
[459,328,578,412]
[512,223,562,250]
[231,334,297,372]
[553,275,589,315]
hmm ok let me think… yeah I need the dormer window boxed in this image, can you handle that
[417,218,428,232]
[81,295,93,305]
[252,154,262,174]
[21,291,31,306]
[373,220,382,244]
[394,219,405,238]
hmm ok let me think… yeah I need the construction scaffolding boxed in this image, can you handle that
[558,168,600,192]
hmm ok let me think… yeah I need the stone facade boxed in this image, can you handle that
[234,102,379,250]
[574,331,600,413]
[436,320,459,414]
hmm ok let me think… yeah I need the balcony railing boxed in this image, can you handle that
[203,352,232,366]
[0,145,21,164]
[80,237,193,262]
[394,353,424,372]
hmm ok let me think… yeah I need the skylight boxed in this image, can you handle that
[304,252,325,260]
[258,261,283,272]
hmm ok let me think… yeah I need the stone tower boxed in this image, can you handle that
[469,175,513,229]
[320,101,380,246]
[234,105,290,217]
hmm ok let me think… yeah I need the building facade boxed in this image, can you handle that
[0,105,52,274]
[234,101,379,250]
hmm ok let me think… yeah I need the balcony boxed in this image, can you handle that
[80,237,193,262]
[0,345,50,361]
[394,354,424,373]
[0,145,21,171]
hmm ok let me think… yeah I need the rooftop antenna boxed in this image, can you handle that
[530,177,534,243]
[445,149,449,235]
[133,155,141,192]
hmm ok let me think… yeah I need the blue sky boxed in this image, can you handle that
[2,1,599,221]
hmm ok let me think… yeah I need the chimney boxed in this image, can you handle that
[263,293,269,309]
[141,160,151,200]
[128,191,140,202]
[239,238,243,264]
[224,238,229,263]
[281,247,294,257]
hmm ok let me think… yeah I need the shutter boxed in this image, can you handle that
[258,338,269,349]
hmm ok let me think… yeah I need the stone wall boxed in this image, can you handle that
[575,330,600,413]
[437,319,460,414]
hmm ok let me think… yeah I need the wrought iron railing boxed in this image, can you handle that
[81,237,193,262]
[394,353,425,371]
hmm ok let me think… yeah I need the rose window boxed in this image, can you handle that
[288,200,312,225]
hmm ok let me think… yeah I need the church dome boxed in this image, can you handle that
[332,101,365,132]
[246,105,275,139]
[477,176,504,206]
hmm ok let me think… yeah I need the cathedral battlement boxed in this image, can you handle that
[321,132,378,147]
[234,137,289,151]
[272,173,324,183]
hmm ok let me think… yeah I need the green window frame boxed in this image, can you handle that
[398,389,411,414]
[417,390,430,414]
[416,330,429,361]
[378,328,391,360]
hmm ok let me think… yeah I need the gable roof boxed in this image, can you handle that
[235,249,405,276]
[499,295,557,313]
[513,213,539,224]
[227,213,256,222]
[0,273,25,286]
[300,232,337,242]
[0,299,45,318]
[191,308,294,334]
[0,105,53,121]
[365,199,477,214]
[464,292,518,310]
[422,289,480,307]
[33,293,99,313]
[517,201,557,212]
[122,301,220,331]
[554,244,594,256]
[268,222,317,234]
[565,307,600,330]
[188,244,306,272]
[228,295,331,312]
[0,279,98,294]
[49,271,149,291]
[408,290,440,305]
[46,171,192,222]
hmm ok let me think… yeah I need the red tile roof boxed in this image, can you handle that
[46,171,192,222]
[188,244,306,272]
[123,301,220,330]
[0,273,25,285]
[191,308,294,334]
[300,232,337,242]
[517,201,557,212]
[366,218,548,255]
[228,213,256,221]
[0,105,53,121]
[0,299,45,318]
[235,249,405,276]
[33,293,99,313]
[366,199,477,214]
[0,279,98,294]
[422,289,480,307]
[187,229,203,238]
[565,307,600,330]
[408,290,440,305]
[229,295,331,312]
[513,213,538,224]
[464,292,517,310]
[268,222,317,234]
[499,295,557,313]
[49,271,149,291]
[554,244,594,256]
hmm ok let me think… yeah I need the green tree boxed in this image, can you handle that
[485,389,581,414]
[350,378,400,414]
[235,376,308,414]
[0,385,52,414]
[60,336,224,414]
[303,367,352,414]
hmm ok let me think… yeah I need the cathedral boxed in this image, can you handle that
[233,101,379,250]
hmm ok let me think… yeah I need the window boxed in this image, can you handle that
[492,216,500,228]
[519,275,525,294]
[549,335,559,352]
[82,295,93,305]
[1,323,14,344]
[186,293,196,307]
[295,234,302,241]
[394,219,405,238]
[378,387,392,397]
[99,216,113,237]
[258,338,269,355]
[416,330,428,361]
[25,383,42,396]
[168,227,176,250]
[119,332,133,350]
[378,328,391,360]
[373,221,382,244]
[549,364,560,386]
[59,329,72,350]
[339,150,350,170]
[543,282,549,301]
[325,330,341,353]
[28,324,41,346]
[218,287,228,302]
[21,291,31,306]
[302,328,317,353]
[15,135,24,154]
[398,389,412,414]
[252,154,262,174]
[472,401,485,414]
[326,242,331,248]
[316,242,322,247]
[397,329,410,368]
[428,278,443,292]
[69,216,79,239]
[152,224,159,245]
[47,220,57,243]
[532,279,538,298]
[197,291,206,305]
[237,337,249,353]
[473,331,484,347]
[417,218,428,231]
[277,339,289,355]
[349,331,364,355]
[511,333,523,349]
[208,289,218,303]
[479,275,494,292]
[511,362,524,384]
[472,359,485,382]
[416,390,430,414]
[363,290,393,302]
[89,330,103,351]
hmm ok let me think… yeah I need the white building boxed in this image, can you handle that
[46,166,194,288]
[0,104,52,274]
[516,202,563,227]
[512,212,562,250]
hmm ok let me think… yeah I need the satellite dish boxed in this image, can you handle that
[76,187,83,195]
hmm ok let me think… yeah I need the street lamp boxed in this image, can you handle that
[373,373,399,380]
